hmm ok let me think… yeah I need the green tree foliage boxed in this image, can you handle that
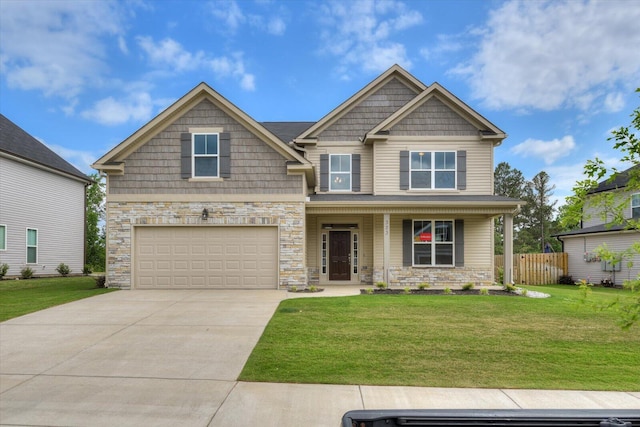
[561,88,640,328]
[86,173,106,271]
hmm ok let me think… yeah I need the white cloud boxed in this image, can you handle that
[510,135,576,165]
[604,92,625,113]
[318,0,423,79]
[82,92,157,126]
[40,140,100,174]
[451,0,640,112]
[208,0,287,35]
[137,36,205,72]
[0,0,124,99]
[267,16,286,36]
[210,0,245,32]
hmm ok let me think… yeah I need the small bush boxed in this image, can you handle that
[376,281,388,289]
[497,266,504,284]
[0,263,9,280]
[94,275,106,288]
[56,263,71,277]
[418,282,430,290]
[309,285,318,292]
[365,288,374,295]
[443,287,452,295]
[503,283,517,292]
[521,288,528,297]
[289,285,298,292]
[82,265,92,276]
[21,266,34,279]
[558,275,574,285]
[479,287,489,296]
[462,282,475,291]
[403,286,411,294]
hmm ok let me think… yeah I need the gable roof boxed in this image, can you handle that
[589,164,640,194]
[0,114,90,182]
[92,82,311,174]
[261,122,315,143]
[365,82,506,144]
[294,64,426,142]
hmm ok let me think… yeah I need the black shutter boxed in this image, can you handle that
[219,132,231,178]
[403,219,413,266]
[400,151,409,190]
[457,150,466,190]
[455,219,464,267]
[352,154,361,192]
[320,154,329,191]
[180,133,192,179]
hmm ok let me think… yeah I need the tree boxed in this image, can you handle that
[527,171,559,253]
[493,162,528,254]
[561,88,640,329]
[86,173,106,271]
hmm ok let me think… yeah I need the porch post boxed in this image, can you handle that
[503,213,514,286]
[383,213,390,284]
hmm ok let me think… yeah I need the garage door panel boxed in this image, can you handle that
[135,226,277,289]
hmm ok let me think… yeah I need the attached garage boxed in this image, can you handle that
[134,226,278,289]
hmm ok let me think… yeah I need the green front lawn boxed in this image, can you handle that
[0,276,117,322]
[240,285,640,391]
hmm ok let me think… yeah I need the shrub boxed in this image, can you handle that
[503,283,517,292]
[289,285,298,292]
[94,275,106,288]
[365,288,374,295]
[403,286,411,294]
[0,263,9,280]
[443,287,452,295]
[376,281,388,289]
[82,265,92,276]
[462,282,475,291]
[479,287,489,296]
[21,266,34,279]
[497,267,504,284]
[309,285,318,292]
[418,282,430,290]
[558,275,574,285]
[521,288,528,297]
[56,263,71,277]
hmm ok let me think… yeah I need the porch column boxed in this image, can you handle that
[503,213,514,286]
[383,213,390,284]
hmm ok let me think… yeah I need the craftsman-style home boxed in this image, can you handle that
[92,65,521,289]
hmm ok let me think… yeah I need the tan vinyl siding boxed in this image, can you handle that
[562,231,640,285]
[306,143,373,194]
[0,157,86,277]
[583,189,635,228]
[373,139,494,195]
[109,99,302,195]
[390,97,479,136]
[306,215,318,267]
[318,78,418,141]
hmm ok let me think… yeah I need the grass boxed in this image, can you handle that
[0,276,117,322]
[240,285,640,391]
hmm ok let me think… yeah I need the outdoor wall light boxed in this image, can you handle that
[201,208,209,220]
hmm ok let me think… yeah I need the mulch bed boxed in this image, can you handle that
[288,288,325,293]
[361,288,519,296]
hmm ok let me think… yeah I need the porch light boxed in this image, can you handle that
[201,208,209,220]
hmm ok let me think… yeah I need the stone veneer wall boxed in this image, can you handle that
[107,201,306,289]
[372,266,493,287]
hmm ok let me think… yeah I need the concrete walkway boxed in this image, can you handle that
[1,287,638,426]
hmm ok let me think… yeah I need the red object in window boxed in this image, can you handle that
[419,232,432,242]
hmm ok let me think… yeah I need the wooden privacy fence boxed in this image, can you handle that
[495,252,569,285]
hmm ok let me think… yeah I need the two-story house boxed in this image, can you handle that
[0,114,91,277]
[92,65,522,289]
[555,164,640,285]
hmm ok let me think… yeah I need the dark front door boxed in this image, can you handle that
[329,231,351,281]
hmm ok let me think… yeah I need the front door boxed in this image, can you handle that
[329,231,351,280]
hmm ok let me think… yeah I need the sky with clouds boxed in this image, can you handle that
[1,0,639,209]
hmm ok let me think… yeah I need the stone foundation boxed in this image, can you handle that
[107,201,306,289]
[372,266,494,287]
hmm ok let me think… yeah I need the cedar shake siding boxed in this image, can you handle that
[109,99,303,195]
[318,78,419,141]
[389,97,479,136]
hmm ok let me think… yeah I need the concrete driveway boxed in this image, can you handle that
[1,288,639,426]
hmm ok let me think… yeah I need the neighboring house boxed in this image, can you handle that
[555,164,640,285]
[0,114,91,277]
[92,65,522,290]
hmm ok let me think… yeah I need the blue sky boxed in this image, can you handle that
[1,0,639,208]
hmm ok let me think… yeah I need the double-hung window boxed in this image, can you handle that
[26,228,37,264]
[193,133,219,177]
[330,154,351,191]
[632,193,640,219]
[410,151,456,189]
[413,220,454,266]
[0,225,6,251]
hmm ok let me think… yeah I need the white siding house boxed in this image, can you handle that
[0,114,91,277]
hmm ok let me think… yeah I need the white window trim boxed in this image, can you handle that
[409,150,457,190]
[0,224,6,251]
[329,154,352,192]
[192,133,220,178]
[412,219,455,267]
[632,193,640,218]
[26,228,38,264]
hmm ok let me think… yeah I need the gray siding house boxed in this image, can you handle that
[555,164,640,285]
[0,114,91,277]
[93,65,522,289]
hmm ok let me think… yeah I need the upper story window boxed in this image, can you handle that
[193,133,219,177]
[632,193,640,219]
[330,154,351,191]
[410,151,456,189]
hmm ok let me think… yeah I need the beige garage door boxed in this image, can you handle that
[135,226,278,289]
